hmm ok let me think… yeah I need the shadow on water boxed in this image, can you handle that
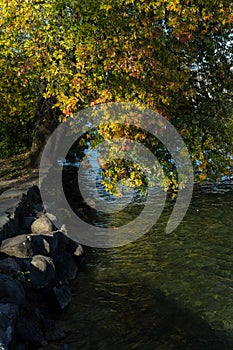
[60,251,233,350]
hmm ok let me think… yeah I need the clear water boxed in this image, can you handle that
[59,186,233,349]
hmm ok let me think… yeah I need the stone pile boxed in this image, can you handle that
[0,186,85,349]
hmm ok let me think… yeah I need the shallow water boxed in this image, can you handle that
[60,186,233,349]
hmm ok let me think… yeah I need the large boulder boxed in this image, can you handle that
[0,235,33,258]
[31,215,53,234]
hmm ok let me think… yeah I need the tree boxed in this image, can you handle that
[0,0,232,184]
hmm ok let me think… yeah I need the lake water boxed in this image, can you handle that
[58,182,233,349]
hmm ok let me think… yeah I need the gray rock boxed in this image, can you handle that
[0,274,26,306]
[0,303,19,349]
[31,215,53,234]
[0,235,32,258]
[25,255,57,289]
[53,281,71,309]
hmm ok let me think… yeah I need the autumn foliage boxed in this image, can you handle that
[0,0,232,182]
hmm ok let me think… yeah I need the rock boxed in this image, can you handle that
[0,257,22,276]
[0,274,26,306]
[22,216,36,230]
[53,232,77,253]
[63,345,70,350]
[31,215,53,234]
[25,255,57,289]
[32,203,44,213]
[0,234,57,259]
[53,252,78,281]
[16,310,47,348]
[0,303,19,350]
[29,234,58,256]
[74,244,84,258]
[42,319,65,341]
[14,342,26,350]
[53,281,71,309]
[27,186,42,204]
[0,235,33,258]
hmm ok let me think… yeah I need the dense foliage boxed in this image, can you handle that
[0,0,232,185]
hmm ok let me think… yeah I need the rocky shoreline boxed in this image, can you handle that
[0,185,85,350]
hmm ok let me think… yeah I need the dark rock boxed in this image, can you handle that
[42,319,65,341]
[0,303,19,350]
[25,255,57,289]
[27,186,42,205]
[22,216,36,230]
[0,257,22,276]
[14,343,26,350]
[31,215,53,234]
[63,345,70,350]
[14,342,26,350]
[0,274,26,306]
[54,231,82,256]
[53,252,78,281]
[30,234,58,257]
[16,310,47,348]
[53,281,71,309]
[32,203,44,213]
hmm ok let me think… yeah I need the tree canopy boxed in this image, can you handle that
[0,0,233,185]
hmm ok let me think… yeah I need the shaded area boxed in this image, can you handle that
[60,253,232,350]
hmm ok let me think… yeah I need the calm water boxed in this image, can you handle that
[59,186,233,349]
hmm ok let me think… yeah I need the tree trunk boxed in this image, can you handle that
[27,83,60,169]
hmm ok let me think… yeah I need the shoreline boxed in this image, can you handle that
[0,185,85,350]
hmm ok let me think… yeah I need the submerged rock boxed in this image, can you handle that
[53,281,71,309]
